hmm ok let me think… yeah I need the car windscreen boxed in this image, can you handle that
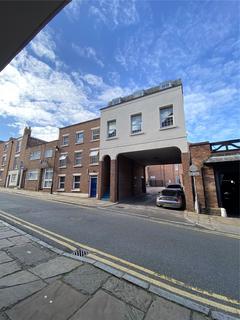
[167,184,181,189]
[161,189,179,197]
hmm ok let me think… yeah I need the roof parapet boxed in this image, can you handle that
[105,79,182,109]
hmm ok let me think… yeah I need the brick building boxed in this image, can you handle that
[0,80,239,216]
[52,118,100,197]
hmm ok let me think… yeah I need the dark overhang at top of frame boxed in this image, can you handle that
[0,0,70,72]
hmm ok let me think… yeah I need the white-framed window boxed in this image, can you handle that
[16,139,21,153]
[44,149,53,158]
[89,150,99,165]
[11,174,17,183]
[1,155,7,166]
[131,113,142,134]
[42,168,53,188]
[72,175,81,190]
[30,150,41,160]
[107,120,116,138]
[160,105,174,128]
[91,128,100,141]
[58,176,65,190]
[13,156,19,170]
[59,153,67,167]
[74,151,82,166]
[75,131,84,144]
[3,143,8,152]
[62,134,69,146]
[26,170,38,181]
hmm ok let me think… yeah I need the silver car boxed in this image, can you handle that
[156,188,185,209]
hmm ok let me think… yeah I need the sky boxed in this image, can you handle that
[0,0,239,142]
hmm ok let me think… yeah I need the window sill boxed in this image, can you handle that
[159,125,176,131]
[89,163,99,166]
[71,189,81,192]
[57,189,65,192]
[60,144,69,147]
[59,166,67,169]
[130,131,145,136]
[42,187,51,189]
[91,139,100,142]
[106,136,118,141]
[73,164,83,168]
[75,142,84,145]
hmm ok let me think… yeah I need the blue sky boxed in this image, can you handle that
[0,0,239,142]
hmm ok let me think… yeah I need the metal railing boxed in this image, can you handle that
[210,139,240,152]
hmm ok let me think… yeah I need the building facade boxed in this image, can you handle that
[0,80,239,216]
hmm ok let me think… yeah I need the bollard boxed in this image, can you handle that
[220,208,227,218]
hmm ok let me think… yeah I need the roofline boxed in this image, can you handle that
[100,79,182,111]
[59,117,100,130]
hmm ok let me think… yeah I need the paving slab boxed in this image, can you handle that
[0,270,39,287]
[0,230,19,239]
[0,239,14,250]
[30,256,81,279]
[0,251,13,264]
[144,296,191,320]
[7,244,55,266]
[0,280,46,309]
[63,264,110,294]
[103,276,152,312]
[192,312,210,319]
[0,261,21,279]
[6,280,88,320]
[9,236,31,246]
[69,289,144,320]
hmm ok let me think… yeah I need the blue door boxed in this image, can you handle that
[90,176,97,197]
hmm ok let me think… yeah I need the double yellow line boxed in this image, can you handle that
[0,209,239,315]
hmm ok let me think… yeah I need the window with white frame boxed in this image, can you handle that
[62,135,69,146]
[160,105,174,128]
[42,168,53,188]
[58,176,65,190]
[11,174,17,183]
[30,150,41,160]
[3,143,8,152]
[16,140,21,153]
[75,131,84,144]
[91,128,100,141]
[74,151,82,166]
[59,153,67,167]
[89,150,99,165]
[44,149,53,158]
[1,155,7,166]
[13,156,19,170]
[107,120,116,138]
[26,170,38,180]
[131,113,142,134]
[72,175,81,190]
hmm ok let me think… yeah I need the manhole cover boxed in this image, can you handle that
[72,248,89,257]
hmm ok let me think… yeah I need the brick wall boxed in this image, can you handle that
[53,118,100,196]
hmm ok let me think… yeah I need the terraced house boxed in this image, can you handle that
[0,80,239,216]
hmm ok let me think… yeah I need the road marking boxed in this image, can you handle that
[0,209,239,313]
[1,191,239,239]
[0,212,76,251]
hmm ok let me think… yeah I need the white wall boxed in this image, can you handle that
[100,85,188,160]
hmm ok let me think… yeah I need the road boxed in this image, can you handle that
[0,192,239,305]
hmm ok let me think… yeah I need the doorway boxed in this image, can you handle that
[90,175,98,198]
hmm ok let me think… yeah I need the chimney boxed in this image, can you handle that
[23,126,31,137]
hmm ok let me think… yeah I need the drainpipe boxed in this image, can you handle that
[201,166,208,213]
[5,139,14,187]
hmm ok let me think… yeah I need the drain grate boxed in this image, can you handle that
[72,248,89,257]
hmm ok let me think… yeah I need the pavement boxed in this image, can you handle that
[0,220,238,320]
[184,211,240,236]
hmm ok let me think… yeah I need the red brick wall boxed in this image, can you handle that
[53,118,100,195]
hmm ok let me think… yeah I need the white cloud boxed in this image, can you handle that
[64,0,83,21]
[30,29,56,61]
[72,43,104,67]
[89,0,139,28]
